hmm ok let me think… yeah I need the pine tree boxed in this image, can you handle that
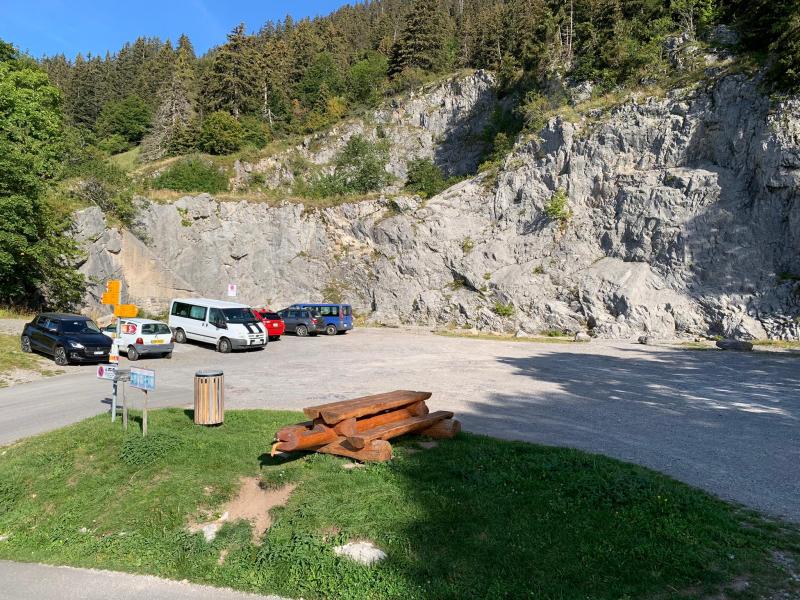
[388,0,452,76]
[141,34,198,160]
[204,24,258,118]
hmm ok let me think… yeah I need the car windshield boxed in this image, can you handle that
[61,319,101,334]
[262,312,281,320]
[222,308,257,324]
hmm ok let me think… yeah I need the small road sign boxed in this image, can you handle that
[97,364,117,380]
[227,283,237,297]
[130,367,155,391]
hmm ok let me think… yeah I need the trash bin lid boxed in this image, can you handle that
[196,369,223,377]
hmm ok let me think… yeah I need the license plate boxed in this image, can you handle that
[272,323,278,327]
[151,339,164,344]
[94,351,104,355]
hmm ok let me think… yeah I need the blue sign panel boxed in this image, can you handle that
[130,367,155,391]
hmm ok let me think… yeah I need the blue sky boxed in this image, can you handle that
[0,0,351,58]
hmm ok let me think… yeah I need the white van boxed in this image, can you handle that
[168,298,267,353]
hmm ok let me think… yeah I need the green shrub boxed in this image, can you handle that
[493,302,515,317]
[405,158,450,198]
[347,51,388,107]
[300,135,390,198]
[461,237,475,253]
[199,111,243,155]
[98,134,130,155]
[95,95,151,143]
[153,157,229,193]
[544,188,571,225]
[239,115,272,149]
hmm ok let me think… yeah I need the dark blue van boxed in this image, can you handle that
[289,303,353,336]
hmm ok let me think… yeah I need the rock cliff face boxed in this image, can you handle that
[75,71,800,340]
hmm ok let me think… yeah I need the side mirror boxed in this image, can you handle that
[214,320,227,329]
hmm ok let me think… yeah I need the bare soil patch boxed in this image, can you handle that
[189,477,296,544]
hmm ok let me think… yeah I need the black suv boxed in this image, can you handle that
[277,308,320,337]
[21,313,112,365]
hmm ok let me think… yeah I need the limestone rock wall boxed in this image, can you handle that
[75,73,800,340]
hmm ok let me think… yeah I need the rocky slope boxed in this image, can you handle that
[75,71,800,340]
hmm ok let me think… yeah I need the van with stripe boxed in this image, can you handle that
[168,298,267,353]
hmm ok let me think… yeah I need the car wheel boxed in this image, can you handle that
[20,335,32,353]
[53,346,68,366]
[127,345,139,361]
[295,325,308,337]
[174,328,187,343]
[218,337,232,353]
[162,352,172,359]
[325,324,337,336]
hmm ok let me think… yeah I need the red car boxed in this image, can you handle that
[253,309,286,341]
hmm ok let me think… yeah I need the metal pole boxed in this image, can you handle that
[111,380,117,422]
[142,390,148,437]
[123,382,128,431]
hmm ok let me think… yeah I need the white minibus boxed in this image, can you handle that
[168,298,267,353]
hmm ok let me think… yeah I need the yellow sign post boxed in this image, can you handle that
[101,280,121,306]
[114,304,139,318]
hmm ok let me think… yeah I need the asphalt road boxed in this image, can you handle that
[0,561,288,600]
[1,328,798,523]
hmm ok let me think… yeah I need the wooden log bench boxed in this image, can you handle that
[271,390,460,462]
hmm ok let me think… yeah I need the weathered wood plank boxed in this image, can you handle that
[317,437,393,462]
[419,418,461,439]
[346,411,453,449]
[333,401,429,436]
[303,390,432,424]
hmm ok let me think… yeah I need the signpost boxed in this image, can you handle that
[227,283,237,297]
[130,367,155,436]
[97,364,117,380]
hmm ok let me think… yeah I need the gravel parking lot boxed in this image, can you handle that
[1,327,798,521]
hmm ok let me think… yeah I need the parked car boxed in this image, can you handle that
[252,309,285,341]
[101,318,174,360]
[168,298,267,353]
[289,303,353,335]
[20,313,112,365]
[277,308,321,337]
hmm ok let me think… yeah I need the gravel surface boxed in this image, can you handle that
[0,327,797,521]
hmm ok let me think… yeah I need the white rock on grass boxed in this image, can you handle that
[333,541,386,566]
[0,534,9,542]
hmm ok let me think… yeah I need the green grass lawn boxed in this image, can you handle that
[109,146,141,172]
[0,333,53,386]
[0,409,797,599]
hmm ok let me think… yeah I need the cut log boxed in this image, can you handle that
[347,411,453,449]
[274,423,338,452]
[420,418,461,439]
[303,390,432,424]
[333,401,429,436]
[317,437,392,462]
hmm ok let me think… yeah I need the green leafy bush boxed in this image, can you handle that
[347,52,388,107]
[300,135,390,198]
[98,134,130,155]
[461,237,475,253]
[544,188,571,225]
[405,158,450,198]
[95,95,152,143]
[153,157,229,193]
[239,115,272,149]
[493,301,515,317]
[199,111,243,155]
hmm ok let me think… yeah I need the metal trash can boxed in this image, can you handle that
[194,370,224,425]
